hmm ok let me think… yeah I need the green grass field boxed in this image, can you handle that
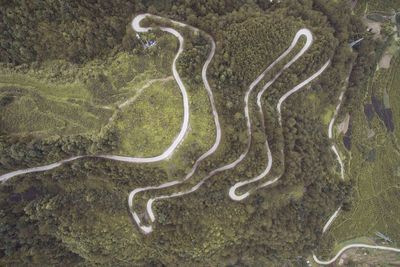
[0,29,216,161]
[113,79,183,157]
[322,53,400,255]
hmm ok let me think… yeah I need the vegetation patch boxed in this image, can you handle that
[113,79,183,157]
[322,54,400,257]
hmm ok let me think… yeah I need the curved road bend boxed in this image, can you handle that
[229,48,332,200]
[328,90,345,180]
[255,60,331,192]
[101,14,189,163]
[0,14,192,184]
[128,17,221,234]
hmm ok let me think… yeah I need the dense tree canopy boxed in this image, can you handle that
[0,0,360,265]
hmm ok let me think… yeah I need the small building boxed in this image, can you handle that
[145,40,157,48]
[135,33,157,49]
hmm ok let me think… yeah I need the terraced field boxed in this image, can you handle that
[317,54,400,262]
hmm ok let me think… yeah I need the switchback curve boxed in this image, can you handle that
[138,29,331,231]
[128,16,220,234]
[313,244,400,265]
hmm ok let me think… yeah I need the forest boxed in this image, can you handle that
[0,0,367,265]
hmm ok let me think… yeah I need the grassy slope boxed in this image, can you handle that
[0,65,109,138]
[0,4,351,265]
[0,44,171,138]
[366,0,400,12]
[113,79,183,157]
[0,88,110,137]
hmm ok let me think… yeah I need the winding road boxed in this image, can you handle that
[317,89,347,237]
[313,81,349,264]
[313,244,400,265]
[228,29,315,201]
[3,14,397,265]
[136,28,331,231]
[128,14,221,234]
[313,70,400,264]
